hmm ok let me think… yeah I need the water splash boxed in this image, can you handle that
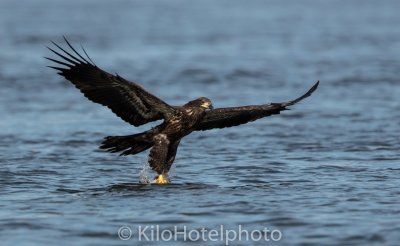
[139,162,152,184]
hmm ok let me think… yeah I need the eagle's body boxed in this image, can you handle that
[46,38,319,184]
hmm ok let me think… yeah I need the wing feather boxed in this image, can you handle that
[196,82,319,131]
[46,38,175,126]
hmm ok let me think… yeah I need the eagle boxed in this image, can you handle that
[46,38,319,184]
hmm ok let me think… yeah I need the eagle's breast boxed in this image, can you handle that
[163,107,205,137]
[182,107,205,128]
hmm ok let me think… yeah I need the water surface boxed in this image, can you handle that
[1,0,399,245]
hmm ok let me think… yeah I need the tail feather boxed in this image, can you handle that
[100,131,153,156]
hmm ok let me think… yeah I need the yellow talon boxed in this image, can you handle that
[153,173,170,184]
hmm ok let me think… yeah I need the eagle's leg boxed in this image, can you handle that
[165,140,180,172]
[148,135,182,184]
[155,140,180,184]
[149,134,171,184]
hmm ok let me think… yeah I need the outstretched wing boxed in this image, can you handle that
[45,37,175,126]
[195,82,319,131]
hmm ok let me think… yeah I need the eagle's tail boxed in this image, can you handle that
[100,131,154,156]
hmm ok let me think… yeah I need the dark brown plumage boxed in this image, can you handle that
[46,38,319,183]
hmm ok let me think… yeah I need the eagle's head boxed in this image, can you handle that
[185,97,213,110]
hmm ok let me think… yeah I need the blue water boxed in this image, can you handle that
[1,0,399,245]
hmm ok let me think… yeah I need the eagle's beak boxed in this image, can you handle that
[201,102,213,110]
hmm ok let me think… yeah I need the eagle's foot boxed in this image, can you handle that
[152,173,170,184]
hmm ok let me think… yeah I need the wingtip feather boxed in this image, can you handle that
[63,36,91,64]
[47,65,67,72]
[282,81,320,107]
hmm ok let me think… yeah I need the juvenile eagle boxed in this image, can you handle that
[46,38,319,184]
